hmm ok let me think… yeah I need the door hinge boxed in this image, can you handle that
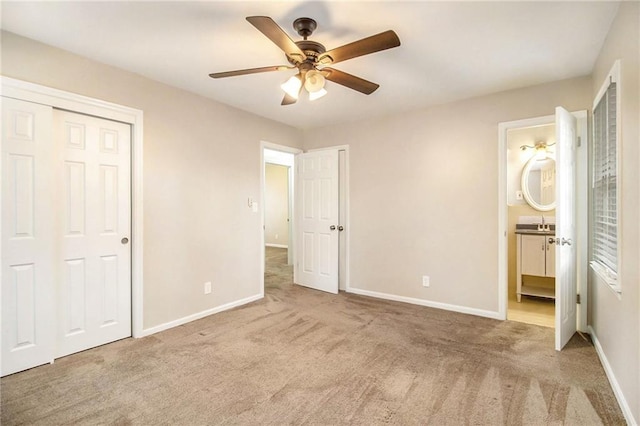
[577,136,582,147]
[577,294,581,304]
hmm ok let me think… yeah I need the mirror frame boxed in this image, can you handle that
[521,155,556,211]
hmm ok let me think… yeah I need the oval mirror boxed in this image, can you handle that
[521,156,556,211]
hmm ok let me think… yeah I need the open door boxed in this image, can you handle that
[295,149,339,294]
[555,106,578,350]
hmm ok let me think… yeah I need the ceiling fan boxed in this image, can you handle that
[209,16,401,105]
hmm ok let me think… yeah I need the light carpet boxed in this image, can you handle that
[0,247,625,425]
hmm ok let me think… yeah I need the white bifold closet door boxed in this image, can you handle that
[54,110,132,359]
[1,99,132,376]
[2,98,56,375]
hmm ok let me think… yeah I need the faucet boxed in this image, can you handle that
[537,215,549,231]
[540,215,551,232]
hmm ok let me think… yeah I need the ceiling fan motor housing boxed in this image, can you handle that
[288,40,326,65]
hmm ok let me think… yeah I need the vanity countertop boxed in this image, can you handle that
[515,224,555,236]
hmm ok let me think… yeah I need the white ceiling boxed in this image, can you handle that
[1,1,619,130]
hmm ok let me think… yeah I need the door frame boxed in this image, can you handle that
[1,76,145,337]
[498,111,588,332]
[259,143,350,294]
[259,141,302,297]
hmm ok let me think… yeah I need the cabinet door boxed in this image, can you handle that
[521,235,546,276]
[546,239,556,277]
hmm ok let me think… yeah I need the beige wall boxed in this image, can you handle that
[589,2,640,422]
[0,31,303,329]
[303,76,591,314]
[264,163,289,246]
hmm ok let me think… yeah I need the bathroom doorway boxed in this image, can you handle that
[506,122,557,328]
[498,111,589,342]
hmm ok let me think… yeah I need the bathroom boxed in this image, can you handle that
[507,123,557,327]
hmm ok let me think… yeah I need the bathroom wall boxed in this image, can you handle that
[506,124,556,206]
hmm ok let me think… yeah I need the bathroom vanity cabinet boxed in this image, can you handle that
[516,230,556,302]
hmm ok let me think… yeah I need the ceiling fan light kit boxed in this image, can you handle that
[281,75,302,99]
[308,88,328,101]
[304,70,325,92]
[209,16,401,106]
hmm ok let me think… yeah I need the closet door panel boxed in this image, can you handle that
[1,97,56,376]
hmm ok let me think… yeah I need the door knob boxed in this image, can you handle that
[561,237,572,246]
[338,226,344,231]
[330,225,336,231]
[548,237,556,245]
[121,237,129,245]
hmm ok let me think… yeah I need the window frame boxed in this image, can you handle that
[590,60,621,294]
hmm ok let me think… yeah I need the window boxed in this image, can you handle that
[591,61,620,292]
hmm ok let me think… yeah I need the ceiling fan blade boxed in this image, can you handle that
[246,16,306,63]
[209,65,294,79]
[318,30,400,65]
[322,68,379,95]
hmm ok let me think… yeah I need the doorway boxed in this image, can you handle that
[260,143,300,296]
[263,147,296,291]
[505,122,557,328]
[260,143,349,296]
[498,111,589,348]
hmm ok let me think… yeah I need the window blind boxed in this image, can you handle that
[592,82,617,277]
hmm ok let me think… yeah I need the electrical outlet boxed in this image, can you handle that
[275,234,279,240]
[204,281,212,294]
[422,276,430,287]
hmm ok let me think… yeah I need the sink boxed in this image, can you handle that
[515,223,555,235]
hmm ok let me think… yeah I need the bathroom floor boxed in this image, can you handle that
[508,295,555,328]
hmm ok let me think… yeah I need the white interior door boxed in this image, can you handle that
[54,110,132,358]
[555,106,578,351]
[1,98,56,376]
[295,149,339,294]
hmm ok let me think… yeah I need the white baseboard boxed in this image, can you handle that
[346,287,502,320]
[139,293,263,337]
[265,243,288,249]
[588,326,637,426]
